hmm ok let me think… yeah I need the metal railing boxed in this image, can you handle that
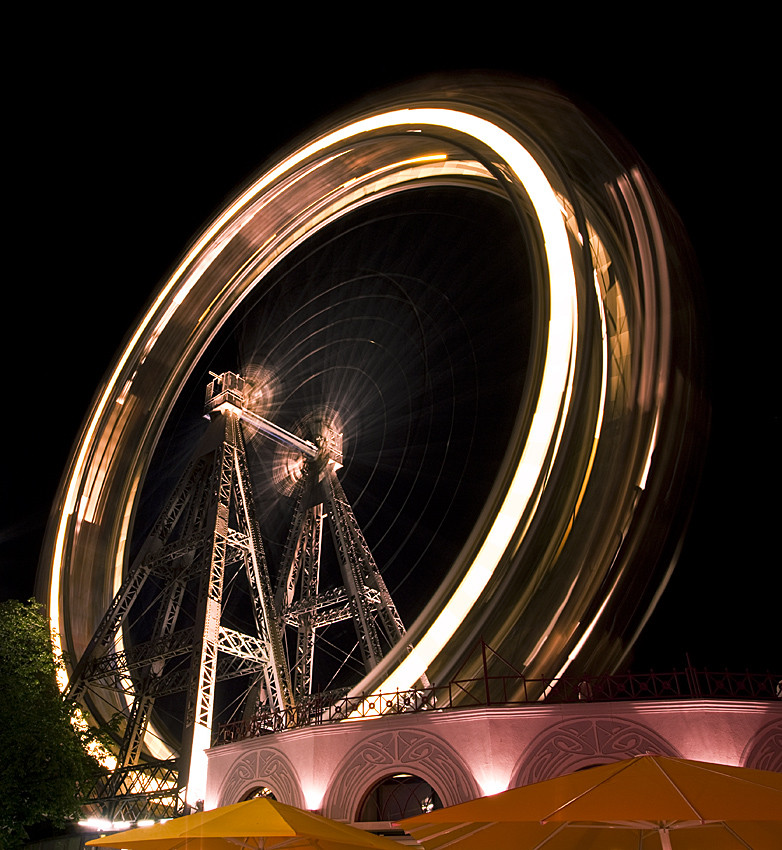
[78,759,185,822]
[216,666,781,745]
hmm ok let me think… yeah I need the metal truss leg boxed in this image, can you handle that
[324,467,406,671]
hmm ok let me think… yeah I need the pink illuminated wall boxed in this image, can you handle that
[205,698,782,822]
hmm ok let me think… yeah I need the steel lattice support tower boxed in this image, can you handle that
[275,463,409,702]
[67,371,411,818]
[68,391,293,814]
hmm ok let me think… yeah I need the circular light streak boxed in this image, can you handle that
[40,77,705,744]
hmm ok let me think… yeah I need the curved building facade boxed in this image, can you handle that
[205,695,782,827]
[39,76,751,829]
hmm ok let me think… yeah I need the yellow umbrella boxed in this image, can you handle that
[87,797,400,850]
[399,755,782,850]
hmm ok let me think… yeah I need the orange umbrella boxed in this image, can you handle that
[87,797,400,850]
[399,755,782,849]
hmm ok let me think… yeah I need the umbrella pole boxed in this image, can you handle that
[659,827,672,850]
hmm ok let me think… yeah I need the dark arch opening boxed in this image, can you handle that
[358,773,442,822]
[241,786,277,801]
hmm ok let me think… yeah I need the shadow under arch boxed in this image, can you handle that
[357,773,442,822]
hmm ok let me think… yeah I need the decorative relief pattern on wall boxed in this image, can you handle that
[323,728,479,820]
[218,746,304,808]
[513,716,679,786]
[742,719,782,772]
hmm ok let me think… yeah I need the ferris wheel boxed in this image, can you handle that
[38,75,706,818]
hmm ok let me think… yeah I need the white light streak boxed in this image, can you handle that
[331,110,580,710]
[639,410,660,490]
[48,107,579,738]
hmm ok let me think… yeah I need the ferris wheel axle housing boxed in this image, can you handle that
[205,371,344,472]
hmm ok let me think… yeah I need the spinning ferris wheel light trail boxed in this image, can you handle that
[38,75,706,819]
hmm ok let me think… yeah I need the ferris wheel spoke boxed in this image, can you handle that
[45,77,704,818]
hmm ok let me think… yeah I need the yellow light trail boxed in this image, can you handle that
[47,108,579,736]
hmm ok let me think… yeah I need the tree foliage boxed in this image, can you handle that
[0,599,100,848]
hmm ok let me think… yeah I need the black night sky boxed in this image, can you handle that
[3,17,778,677]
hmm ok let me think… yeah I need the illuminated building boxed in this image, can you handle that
[38,75,779,827]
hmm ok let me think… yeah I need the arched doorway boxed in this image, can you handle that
[358,774,442,822]
[241,786,277,801]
